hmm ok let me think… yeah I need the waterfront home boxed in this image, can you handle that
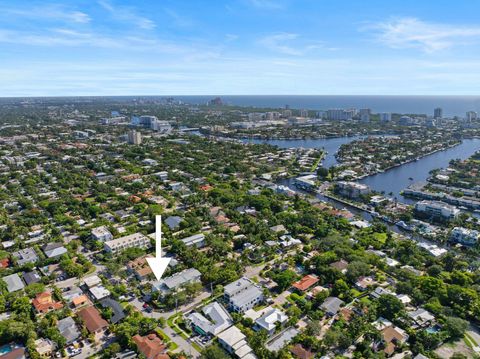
[450,227,479,246]
[336,181,370,199]
[414,200,460,220]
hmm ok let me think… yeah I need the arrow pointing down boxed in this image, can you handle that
[146,215,171,281]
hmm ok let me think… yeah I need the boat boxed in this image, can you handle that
[408,177,414,181]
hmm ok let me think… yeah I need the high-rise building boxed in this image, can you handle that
[127,130,142,145]
[466,111,477,122]
[434,107,443,119]
[327,108,356,120]
[359,108,371,122]
[300,109,309,118]
[283,109,292,117]
[380,113,391,122]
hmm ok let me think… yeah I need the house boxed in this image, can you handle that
[180,233,205,248]
[320,297,344,317]
[12,247,38,265]
[408,308,435,328]
[224,277,264,313]
[217,325,256,359]
[370,287,395,300]
[32,291,63,314]
[292,275,319,292]
[152,268,201,293]
[57,317,81,344]
[22,270,41,285]
[84,274,102,288]
[91,226,113,242]
[329,259,349,273]
[62,286,84,304]
[72,295,89,308]
[380,326,409,356]
[104,233,151,253]
[34,338,55,357]
[270,224,286,233]
[42,243,68,258]
[164,216,182,230]
[89,285,111,301]
[0,258,9,269]
[186,301,233,337]
[2,273,25,293]
[127,256,153,280]
[450,227,479,246]
[253,308,288,335]
[78,306,109,334]
[132,333,169,359]
[100,298,125,324]
[290,344,314,359]
[355,276,375,291]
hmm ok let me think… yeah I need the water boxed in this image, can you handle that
[245,136,368,167]
[244,136,480,202]
[176,95,480,117]
[359,138,480,202]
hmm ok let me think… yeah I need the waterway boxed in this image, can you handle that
[245,136,480,203]
[245,135,369,167]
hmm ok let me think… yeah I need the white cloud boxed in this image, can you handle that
[0,4,90,24]
[98,0,156,30]
[258,33,302,55]
[367,17,480,53]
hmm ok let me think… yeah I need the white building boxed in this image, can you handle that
[91,226,113,242]
[186,301,233,337]
[253,308,288,335]
[415,200,460,219]
[181,233,206,248]
[326,108,356,121]
[336,181,370,199]
[380,112,392,122]
[152,268,202,293]
[450,227,479,246]
[224,277,264,313]
[217,325,256,359]
[127,130,142,145]
[466,111,477,122]
[104,233,150,253]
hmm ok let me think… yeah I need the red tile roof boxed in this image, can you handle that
[133,333,169,359]
[32,292,63,313]
[78,306,108,333]
[292,274,319,291]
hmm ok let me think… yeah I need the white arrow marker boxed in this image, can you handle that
[146,215,171,281]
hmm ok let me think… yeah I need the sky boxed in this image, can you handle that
[2,0,480,96]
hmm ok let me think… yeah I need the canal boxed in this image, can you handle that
[246,136,480,203]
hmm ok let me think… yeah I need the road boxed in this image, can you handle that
[131,290,211,358]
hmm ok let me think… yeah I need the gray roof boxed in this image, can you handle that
[2,273,25,292]
[230,285,263,309]
[22,270,41,285]
[224,277,254,297]
[153,268,201,292]
[321,297,344,315]
[12,247,38,265]
[165,216,182,230]
[100,298,125,324]
[57,317,80,344]
[43,242,68,258]
[186,301,233,336]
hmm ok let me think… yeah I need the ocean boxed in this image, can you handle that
[175,95,480,117]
